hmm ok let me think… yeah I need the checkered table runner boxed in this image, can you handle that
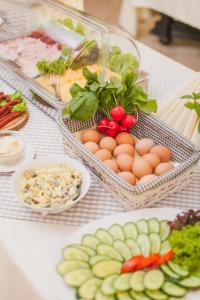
[0,43,199,226]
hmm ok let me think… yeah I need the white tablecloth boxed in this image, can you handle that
[119,0,200,35]
[0,41,196,300]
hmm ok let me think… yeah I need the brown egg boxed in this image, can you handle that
[139,174,158,184]
[132,157,152,178]
[104,159,118,173]
[118,172,136,185]
[117,153,134,172]
[100,137,117,153]
[115,132,135,146]
[81,129,101,144]
[150,145,172,162]
[135,138,155,156]
[114,144,135,157]
[143,153,160,169]
[94,149,112,161]
[84,142,100,154]
[155,162,174,176]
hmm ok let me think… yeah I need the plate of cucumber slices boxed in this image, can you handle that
[51,208,200,300]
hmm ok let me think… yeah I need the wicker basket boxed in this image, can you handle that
[57,112,200,210]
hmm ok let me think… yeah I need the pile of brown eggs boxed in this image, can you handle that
[80,129,174,185]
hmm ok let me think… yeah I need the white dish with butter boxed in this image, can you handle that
[0,130,35,173]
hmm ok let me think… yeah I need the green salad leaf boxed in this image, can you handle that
[62,91,98,121]
[36,58,68,75]
[170,221,200,277]
[10,90,24,100]
[109,46,139,76]
[0,100,7,107]
[181,92,200,133]
[58,18,85,35]
[12,100,27,113]
[62,67,157,121]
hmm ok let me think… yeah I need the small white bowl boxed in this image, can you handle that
[11,156,91,215]
[0,130,25,164]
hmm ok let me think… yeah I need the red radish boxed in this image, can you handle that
[97,118,109,133]
[106,129,118,138]
[118,125,130,133]
[121,114,136,128]
[108,121,119,132]
[110,106,125,121]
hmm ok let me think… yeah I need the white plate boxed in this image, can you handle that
[0,144,35,173]
[50,207,200,300]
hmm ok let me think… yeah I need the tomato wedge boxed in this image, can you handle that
[150,250,174,268]
[121,256,144,273]
[136,253,161,269]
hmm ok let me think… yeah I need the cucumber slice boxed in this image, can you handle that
[136,220,149,234]
[160,265,180,279]
[167,261,189,277]
[149,233,161,254]
[145,289,168,300]
[123,222,138,240]
[79,277,102,300]
[101,275,118,295]
[130,290,151,300]
[90,255,110,266]
[117,291,133,300]
[137,234,151,256]
[109,224,125,241]
[95,228,113,245]
[62,246,89,262]
[113,240,132,260]
[77,244,96,256]
[82,234,101,249]
[97,244,123,261]
[162,282,186,297]
[144,270,165,290]
[148,218,160,233]
[160,221,170,241]
[93,260,122,278]
[95,290,116,300]
[126,239,141,256]
[63,268,93,287]
[130,271,145,292]
[57,260,89,276]
[114,273,132,291]
[160,240,171,255]
[179,275,200,288]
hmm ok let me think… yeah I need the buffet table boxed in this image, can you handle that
[0,41,197,300]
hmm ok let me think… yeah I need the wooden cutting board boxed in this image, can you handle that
[0,112,29,131]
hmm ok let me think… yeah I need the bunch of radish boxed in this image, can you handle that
[97,106,137,138]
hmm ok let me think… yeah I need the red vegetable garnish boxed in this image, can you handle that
[121,250,174,273]
[169,209,200,230]
[29,30,43,39]
[118,125,130,133]
[97,118,110,133]
[108,120,119,132]
[57,43,62,50]
[121,114,136,128]
[106,129,118,138]
[110,106,125,121]
[121,256,144,273]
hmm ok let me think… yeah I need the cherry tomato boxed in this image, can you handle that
[110,106,125,121]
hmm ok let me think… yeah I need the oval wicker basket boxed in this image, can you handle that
[57,112,200,210]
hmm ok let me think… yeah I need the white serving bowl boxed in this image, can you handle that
[11,156,91,215]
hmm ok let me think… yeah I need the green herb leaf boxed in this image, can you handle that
[198,122,200,133]
[74,22,85,35]
[181,94,194,100]
[63,91,98,121]
[70,83,84,98]
[10,91,23,100]
[11,100,27,112]
[0,100,7,107]
[82,67,98,83]
[184,102,196,110]
[194,103,200,116]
